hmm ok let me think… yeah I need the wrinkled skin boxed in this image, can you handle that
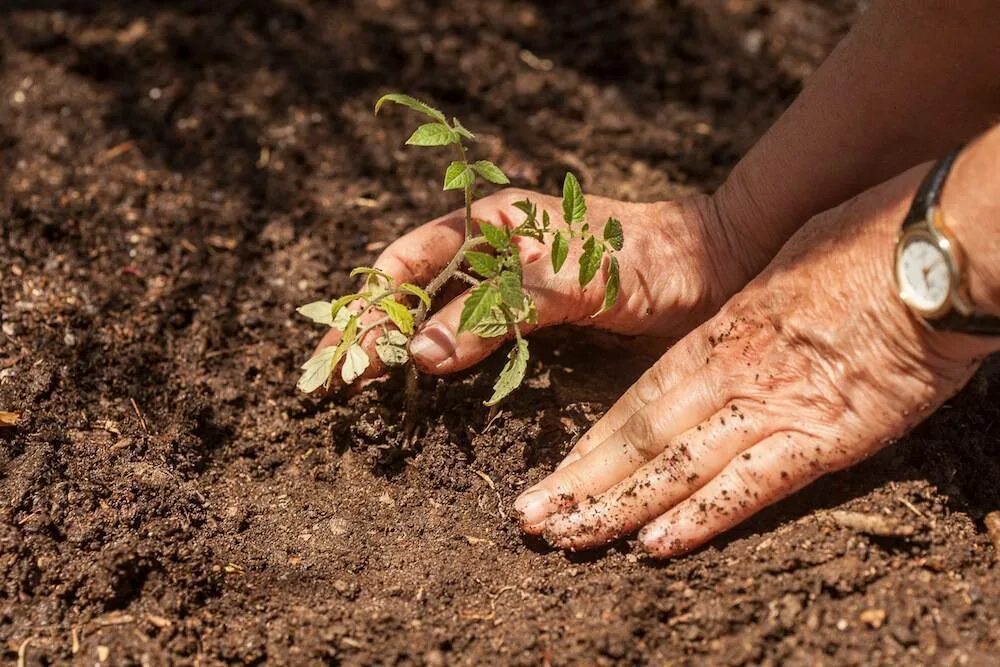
[314,188,765,380]
[515,164,998,557]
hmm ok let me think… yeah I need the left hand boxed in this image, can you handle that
[515,163,1000,557]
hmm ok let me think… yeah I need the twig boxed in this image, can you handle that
[17,638,31,667]
[828,510,915,537]
[129,398,148,433]
[899,497,926,519]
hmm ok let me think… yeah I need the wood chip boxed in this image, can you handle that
[828,510,916,537]
[0,411,19,427]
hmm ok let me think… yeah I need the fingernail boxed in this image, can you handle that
[513,488,553,526]
[409,323,457,367]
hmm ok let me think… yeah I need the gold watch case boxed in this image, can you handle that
[895,207,973,321]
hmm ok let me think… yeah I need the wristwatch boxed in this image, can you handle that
[895,148,1000,336]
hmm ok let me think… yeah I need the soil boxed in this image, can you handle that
[2,1,999,665]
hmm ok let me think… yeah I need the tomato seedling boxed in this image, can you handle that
[297,94,623,407]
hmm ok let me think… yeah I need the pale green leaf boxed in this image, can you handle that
[551,230,569,273]
[332,307,352,331]
[340,344,370,384]
[594,255,620,316]
[603,217,624,251]
[464,250,499,278]
[406,123,459,147]
[478,220,510,251]
[443,161,475,191]
[350,266,394,282]
[579,235,603,287]
[470,308,511,338]
[562,171,586,225]
[471,160,510,185]
[374,93,447,124]
[485,339,529,406]
[297,301,334,325]
[458,282,501,334]
[375,331,409,366]
[399,282,431,308]
[330,293,364,320]
[377,298,414,335]
[297,346,337,393]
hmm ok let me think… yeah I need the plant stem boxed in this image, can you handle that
[452,142,473,238]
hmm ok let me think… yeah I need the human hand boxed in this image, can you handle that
[516,164,1000,557]
[309,187,765,382]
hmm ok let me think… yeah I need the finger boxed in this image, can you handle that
[555,332,713,469]
[372,210,467,286]
[639,431,824,558]
[513,367,724,532]
[542,401,768,550]
[409,252,604,374]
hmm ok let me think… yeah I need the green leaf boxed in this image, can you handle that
[332,307,352,331]
[579,235,603,287]
[443,161,475,191]
[595,256,620,316]
[551,230,569,273]
[375,330,409,366]
[464,250,499,278]
[541,210,551,231]
[512,199,536,221]
[297,346,337,393]
[470,308,510,338]
[296,301,334,326]
[471,160,510,185]
[377,298,414,335]
[350,266,393,282]
[399,282,431,308]
[525,299,538,325]
[340,344,370,384]
[485,339,529,406]
[405,123,459,147]
[458,282,501,334]
[603,217,624,251]
[478,220,510,251]
[562,171,586,225]
[498,271,524,311]
[374,93,446,124]
[452,118,476,141]
[330,293,363,319]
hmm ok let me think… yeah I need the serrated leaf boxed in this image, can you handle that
[452,118,476,141]
[406,123,459,147]
[377,298,414,335]
[470,308,511,338]
[579,235,603,287]
[330,293,363,320]
[374,93,446,124]
[478,220,510,251]
[512,199,536,220]
[464,250,499,278]
[399,282,431,308]
[498,271,524,311]
[332,307,352,331]
[297,345,337,393]
[603,217,624,251]
[471,160,509,185]
[551,230,569,273]
[340,344,370,384]
[443,161,475,191]
[458,282,501,334]
[485,339,529,406]
[297,301,334,326]
[375,332,409,366]
[541,210,551,231]
[562,172,586,225]
[595,255,620,316]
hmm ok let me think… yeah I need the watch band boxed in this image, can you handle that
[901,147,962,230]
[903,148,1000,336]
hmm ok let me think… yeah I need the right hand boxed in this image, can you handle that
[307,187,767,384]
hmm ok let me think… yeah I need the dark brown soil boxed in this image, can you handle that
[2,1,998,664]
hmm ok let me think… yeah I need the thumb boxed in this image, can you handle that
[410,256,605,374]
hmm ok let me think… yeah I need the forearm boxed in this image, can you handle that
[714,0,1000,266]
[942,123,1000,320]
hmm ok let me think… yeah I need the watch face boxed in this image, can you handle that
[897,235,952,314]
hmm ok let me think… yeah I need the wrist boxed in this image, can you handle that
[940,127,1000,318]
